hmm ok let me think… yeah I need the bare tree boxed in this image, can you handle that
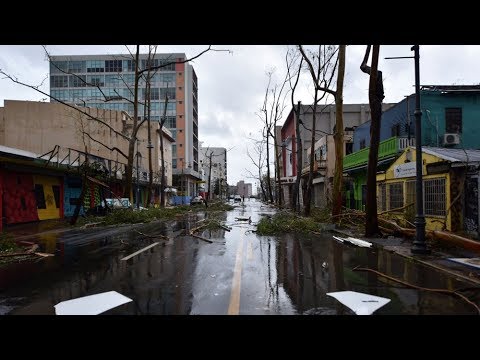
[257,67,291,205]
[299,45,345,219]
[361,45,384,237]
[286,49,304,213]
[245,134,267,201]
[298,45,339,216]
[0,45,230,206]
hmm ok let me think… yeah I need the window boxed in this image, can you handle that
[345,142,353,155]
[86,60,104,73]
[391,123,401,137]
[69,75,86,88]
[35,184,46,209]
[105,60,123,73]
[160,88,176,100]
[445,108,462,133]
[360,139,366,149]
[172,159,177,168]
[50,61,68,74]
[388,182,404,210]
[179,101,183,104]
[87,75,104,87]
[424,178,446,216]
[377,183,386,211]
[51,75,69,88]
[123,59,136,72]
[68,61,85,73]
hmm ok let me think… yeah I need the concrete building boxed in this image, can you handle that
[280,103,395,208]
[199,145,227,199]
[49,53,200,199]
[0,100,174,205]
[236,180,252,197]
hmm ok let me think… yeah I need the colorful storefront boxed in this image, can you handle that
[376,146,480,234]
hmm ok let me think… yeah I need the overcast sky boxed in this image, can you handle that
[1,45,479,190]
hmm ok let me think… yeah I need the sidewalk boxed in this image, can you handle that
[333,228,480,286]
[3,219,74,241]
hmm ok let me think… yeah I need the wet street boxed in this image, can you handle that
[0,199,478,315]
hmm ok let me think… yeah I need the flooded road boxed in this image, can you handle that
[1,199,478,315]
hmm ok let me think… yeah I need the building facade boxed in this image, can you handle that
[236,180,252,197]
[280,103,395,208]
[344,85,480,210]
[0,100,174,213]
[49,53,200,198]
[199,145,227,199]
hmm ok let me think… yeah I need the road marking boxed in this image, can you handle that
[228,233,245,315]
[247,239,254,261]
[121,242,159,261]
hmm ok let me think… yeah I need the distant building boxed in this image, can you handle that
[236,180,252,197]
[199,145,227,199]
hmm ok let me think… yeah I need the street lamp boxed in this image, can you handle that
[386,45,430,254]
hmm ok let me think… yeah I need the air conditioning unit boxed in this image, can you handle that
[443,133,460,145]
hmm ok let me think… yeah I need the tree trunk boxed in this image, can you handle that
[304,98,318,217]
[70,148,89,225]
[365,45,383,237]
[158,94,169,208]
[146,80,153,208]
[273,131,282,207]
[124,46,140,204]
[207,152,213,200]
[265,131,274,203]
[332,45,346,219]
[293,102,303,214]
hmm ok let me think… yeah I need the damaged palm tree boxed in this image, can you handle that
[360,45,385,237]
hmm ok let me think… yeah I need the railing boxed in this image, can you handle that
[343,137,415,170]
[38,145,128,179]
[301,159,327,175]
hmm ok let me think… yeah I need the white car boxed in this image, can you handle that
[190,196,205,205]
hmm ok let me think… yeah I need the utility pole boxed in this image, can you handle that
[410,45,430,254]
[385,45,430,255]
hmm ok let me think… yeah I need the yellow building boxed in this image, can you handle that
[376,146,480,234]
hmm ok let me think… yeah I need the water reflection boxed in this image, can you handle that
[275,233,476,315]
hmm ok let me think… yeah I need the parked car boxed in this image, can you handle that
[234,195,242,202]
[191,196,204,205]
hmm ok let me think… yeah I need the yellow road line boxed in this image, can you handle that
[247,239,254,261]
[227,233,245,315]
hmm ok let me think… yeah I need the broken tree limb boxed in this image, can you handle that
[378,202,414,215]
[133,229,169,240]
[432,231,480,253]
[189,234,213,243]
[353,266,480,314]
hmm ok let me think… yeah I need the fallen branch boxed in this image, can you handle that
[190,234,213,243]
[378,202,414,215]
[353,266,480,314]
[133,229,169,240]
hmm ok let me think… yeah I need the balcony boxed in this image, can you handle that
[301,159,327,176]
[343,136,415,171]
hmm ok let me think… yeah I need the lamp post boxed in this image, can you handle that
[386,45,430,254]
